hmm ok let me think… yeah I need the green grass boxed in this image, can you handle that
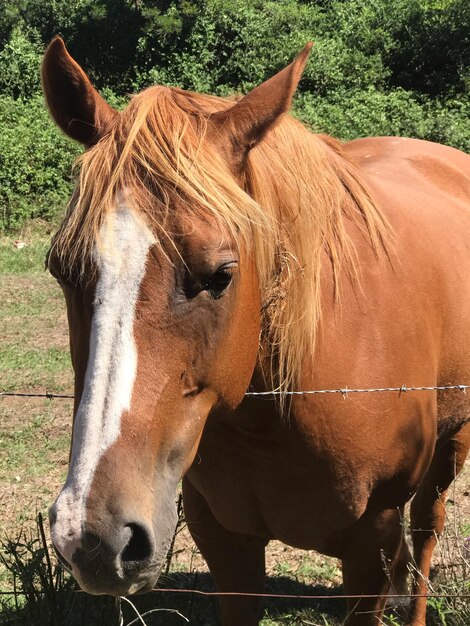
[0,525,346,626]
[0,238,50,275]
[0,346,71,391]
[273,555,342,587]
[0,224,73,395]
[0,287,60,319]
[0,407,70,476]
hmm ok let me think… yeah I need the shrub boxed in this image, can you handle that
[295,88,430,140]
[0,95,79,230]
[295,89,470,153]
[0,25,42,98]
[426,97,470,153]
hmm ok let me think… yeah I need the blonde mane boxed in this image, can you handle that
[51,85,389,398]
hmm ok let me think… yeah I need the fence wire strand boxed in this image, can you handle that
[1,384,469,401]
[0,588,469,600]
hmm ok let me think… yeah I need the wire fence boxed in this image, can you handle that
[0,391,74,399]
[1,383,469,400]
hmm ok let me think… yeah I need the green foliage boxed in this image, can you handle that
[426,97,470,152]
[0,25,42,98]
[0,95,79,230]
[134,0,323,93]
[0,0,468,230]
[296,90,470,153]
[383,0,470,96]
[0,236,50,274]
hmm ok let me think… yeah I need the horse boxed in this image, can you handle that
[41,37,470,625]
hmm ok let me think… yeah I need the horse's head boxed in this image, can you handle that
[42,37,311,595]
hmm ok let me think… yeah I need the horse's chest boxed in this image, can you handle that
[188,416,372,553]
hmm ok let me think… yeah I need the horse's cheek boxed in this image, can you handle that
[211,258,260,408]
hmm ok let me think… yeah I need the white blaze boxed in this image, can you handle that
[51,205,154,564]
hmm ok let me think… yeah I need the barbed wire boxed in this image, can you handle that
[0,391,74,399]
[246,384,470,397]
[1,384,469,401]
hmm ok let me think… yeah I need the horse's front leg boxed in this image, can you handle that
[341,507,406,626]
[183,477,267,626]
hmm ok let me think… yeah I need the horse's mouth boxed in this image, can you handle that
[53,545,73,574]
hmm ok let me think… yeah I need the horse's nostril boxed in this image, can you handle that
[121,523,153,563]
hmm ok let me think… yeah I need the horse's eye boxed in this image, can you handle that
[204,265,235,299]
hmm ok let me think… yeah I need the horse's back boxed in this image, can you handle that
[344,136,470,327]
[345,136,470,193]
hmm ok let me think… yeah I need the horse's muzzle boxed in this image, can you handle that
[49,503,172,595]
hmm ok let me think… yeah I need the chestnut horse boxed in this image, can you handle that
[42,38,470,625]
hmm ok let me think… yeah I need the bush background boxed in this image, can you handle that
[0,0,468,230]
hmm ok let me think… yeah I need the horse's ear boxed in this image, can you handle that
[41,37,117,146]
[210,43,312,165]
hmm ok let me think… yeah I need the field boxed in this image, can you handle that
[1,226,469,625]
